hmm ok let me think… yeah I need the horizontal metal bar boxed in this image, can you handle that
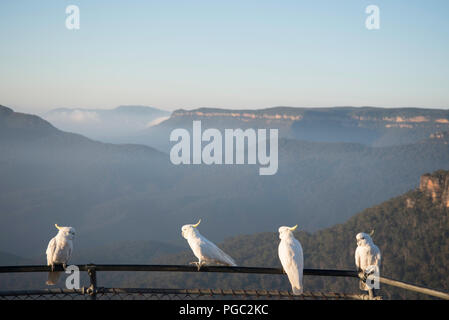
[0,288,85,296]
[379,277,449,300]
[0,264,358,278]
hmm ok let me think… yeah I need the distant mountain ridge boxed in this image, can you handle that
[0,105,59,138]
[126,106,449,151]
[170,106,449,125]
[39,104,449,151]
[48,105,166,115]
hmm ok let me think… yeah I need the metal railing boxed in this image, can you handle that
[0,264,448,300]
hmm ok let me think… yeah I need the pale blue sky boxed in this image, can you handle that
[1,0,448,113]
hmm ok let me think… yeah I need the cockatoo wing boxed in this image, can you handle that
[279,239,303,294]
[356,245,381,271]
[46,237,57,266]
[67,242,73,262]
[46,237,61,285]
[199,236,236,266]
[355,246,362,270]
[186,237,203,262]
[373,244,381,267]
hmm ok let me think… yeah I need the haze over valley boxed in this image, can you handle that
[1,104,449,262]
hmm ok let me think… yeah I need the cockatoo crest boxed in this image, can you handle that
[278,224,298,240]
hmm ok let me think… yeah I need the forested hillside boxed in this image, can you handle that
[1,166,448,300]
[111,170,449,299]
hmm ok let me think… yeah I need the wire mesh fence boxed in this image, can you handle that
[0,287,373,300]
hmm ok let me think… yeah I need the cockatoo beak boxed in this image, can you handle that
[192,219,201,228]
[289,225,298,231]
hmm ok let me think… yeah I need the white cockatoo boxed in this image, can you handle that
[355,231,381,290]
[278,225,304,295]
[45,224,75,285]
[181,219,237,270]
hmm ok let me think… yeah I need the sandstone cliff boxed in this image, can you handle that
[419,170,449,208]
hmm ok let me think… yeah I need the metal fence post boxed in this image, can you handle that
[368,288,375,300]
[87,264,97,300]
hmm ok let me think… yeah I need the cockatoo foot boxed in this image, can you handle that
[358,271,367,281]
[190,261,203,271]
[50,264,55,272]
[63,263,67,270]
